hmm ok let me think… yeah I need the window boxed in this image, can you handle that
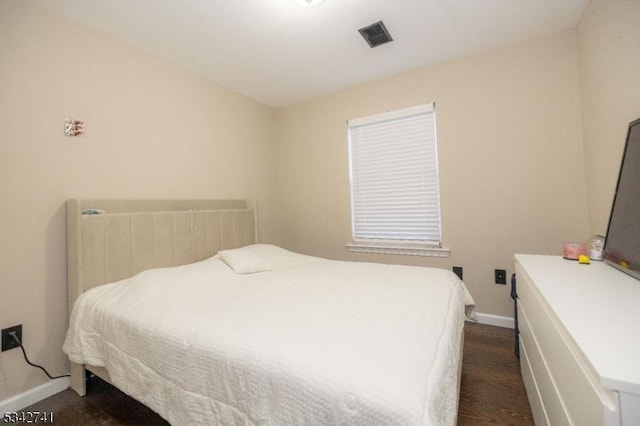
[346,103,448,257]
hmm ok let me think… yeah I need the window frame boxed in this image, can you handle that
[346,103,449,257]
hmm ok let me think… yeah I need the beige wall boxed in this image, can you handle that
[0,1,276,400]
[577,0,640,235]
[274,30,589,318]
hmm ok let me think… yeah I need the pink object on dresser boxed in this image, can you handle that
[563,242,587,260]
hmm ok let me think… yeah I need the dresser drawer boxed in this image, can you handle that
[519,334,551,426]
[518,303,571,425]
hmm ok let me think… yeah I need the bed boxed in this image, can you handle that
[63,199,475,426]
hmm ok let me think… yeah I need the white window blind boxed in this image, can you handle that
[347,103,443,253]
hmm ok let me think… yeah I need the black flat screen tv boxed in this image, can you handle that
[604,117,640,280]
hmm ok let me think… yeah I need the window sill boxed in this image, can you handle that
[346,242,450,257]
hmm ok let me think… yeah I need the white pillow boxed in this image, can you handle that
[218,247,273,274]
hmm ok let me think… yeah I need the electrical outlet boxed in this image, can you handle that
[452,266,463,280]
[495,269,507,285]
[1,324,22,351]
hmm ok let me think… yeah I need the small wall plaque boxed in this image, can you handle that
[65,118,84,136]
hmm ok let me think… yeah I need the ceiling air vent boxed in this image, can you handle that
[358,20,393,48]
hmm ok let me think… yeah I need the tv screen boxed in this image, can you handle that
[604,117,640,280]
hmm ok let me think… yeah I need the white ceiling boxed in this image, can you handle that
[31,0,588,107]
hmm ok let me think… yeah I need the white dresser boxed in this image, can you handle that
[514,254,640,426]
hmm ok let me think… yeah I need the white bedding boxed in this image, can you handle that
[63,244,475,426]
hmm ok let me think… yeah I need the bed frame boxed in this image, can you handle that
[66,199,258,396]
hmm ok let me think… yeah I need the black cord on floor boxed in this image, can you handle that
[9,332,70,380]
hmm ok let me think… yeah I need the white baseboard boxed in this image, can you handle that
[469,312,515,329]
[0,378,70,415]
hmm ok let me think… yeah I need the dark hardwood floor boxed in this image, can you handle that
[22,322,533,425]
[458,323,534,425]
[21,376,168,425]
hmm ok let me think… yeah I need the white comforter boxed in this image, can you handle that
[64,244,475,426]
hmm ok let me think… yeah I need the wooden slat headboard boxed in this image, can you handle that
[66,199,258,314]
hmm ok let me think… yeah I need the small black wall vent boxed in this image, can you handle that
[358,20,393,48]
